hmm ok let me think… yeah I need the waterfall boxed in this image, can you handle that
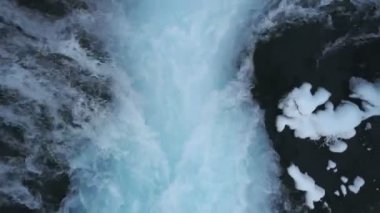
[62,1,280,212]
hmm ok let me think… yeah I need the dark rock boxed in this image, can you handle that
[77,30,110,63]
[34,52,113,102]
[15,0,68,18]
[0,204,39,213]
[253,2,380,212]
[0,1,112,212]
[15,0,88,19]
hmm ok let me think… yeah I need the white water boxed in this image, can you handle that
[62,0,280,212]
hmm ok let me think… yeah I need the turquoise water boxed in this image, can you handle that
[62,1,280,212]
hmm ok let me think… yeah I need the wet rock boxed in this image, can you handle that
[0,204,39,213]
[34,52,112,102]
[0,1,112,212]
[14,0,88,18]
[77,30,110,63]
[253,2,380,212]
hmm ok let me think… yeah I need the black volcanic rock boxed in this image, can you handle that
[253,1,380,212]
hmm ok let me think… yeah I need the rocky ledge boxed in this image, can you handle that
[253,1,380,212]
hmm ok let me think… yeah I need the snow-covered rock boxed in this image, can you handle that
[253,1,380,211]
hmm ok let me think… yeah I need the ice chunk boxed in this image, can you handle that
[287,164,325,209]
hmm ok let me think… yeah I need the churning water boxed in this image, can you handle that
[61,0,280,212]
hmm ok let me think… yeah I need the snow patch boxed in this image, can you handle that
[326,160,336,171]
[365,122,372,130]
[276,78,380,153]
[328,140,348,153]
[287,164,325,209]
[340,185,347,196]
[348,176,365,194]
[340,176,348,183]
[276,82,364,141]
[350,78,380,116]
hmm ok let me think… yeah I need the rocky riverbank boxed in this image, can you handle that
[253,1,380,212]
[0,1,112,212]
